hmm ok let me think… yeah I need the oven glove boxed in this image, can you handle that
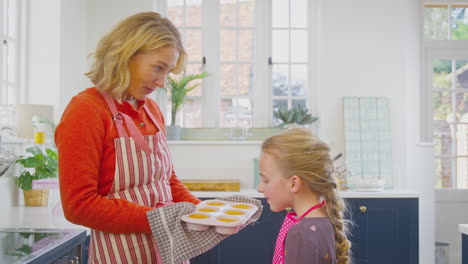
[146,195,263,264]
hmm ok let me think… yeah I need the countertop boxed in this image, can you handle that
[0,206,89,234]
[193,188,420,198]
[459,224,468,235]
[1,189,418,232]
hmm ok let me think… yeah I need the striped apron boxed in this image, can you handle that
[88,92,173,264]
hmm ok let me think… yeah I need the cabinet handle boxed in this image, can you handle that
[359,206,367,213]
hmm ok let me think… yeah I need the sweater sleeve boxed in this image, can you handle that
[55,97,152,234]
[170,170,201,205]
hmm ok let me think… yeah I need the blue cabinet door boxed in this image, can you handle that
[346,198,419,264]
[191,198,285,264]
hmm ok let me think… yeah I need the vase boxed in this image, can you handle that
[166,125,182,140]
[23,189,49,206]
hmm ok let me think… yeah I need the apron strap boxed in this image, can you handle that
[297,200,326,221]
[100,91,153,155]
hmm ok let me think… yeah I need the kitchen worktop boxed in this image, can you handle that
[193,188,420,198]
[0,189,418,232]
[0,206,89,234]
[460,224,468,235]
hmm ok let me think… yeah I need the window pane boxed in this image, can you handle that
[434,120,454,188]
[272,65,289,96]
[273,100,288,126]
[185,30,202,62]
[433,59,452,89]
[7,0,16,37]
[455,60,468,89]
[220,29,236,61]
[7,42,15,81]
[451,6,468,40]
[457,123,468,156]
[220,64,236,97]
[183,97,202,128]
[457,157,468,188]
[424,6,449,40]
[239,63,252,96]
[186,0,202,27]
[291,30,307,62]
[291,64,306,96]
[455,92,468,117]
[186,63,204,96]
[272,0,289,28]
[7,85,14,105]
[239,0,255,27]
[292,100,306,109]
[433,91,453,121]
[167,0,184,26]
[291,0,307,28]
[272,30,289,63]
[220,0,236,27]
[220,98,234,127]
[239,30,253,62]
[435,156,453,188]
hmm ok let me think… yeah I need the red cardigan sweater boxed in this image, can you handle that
[55,88,200,234]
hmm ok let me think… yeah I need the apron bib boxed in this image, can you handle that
[272,200,325,264]
[88,92,173,264]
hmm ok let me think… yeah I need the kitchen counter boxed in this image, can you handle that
[460,224,468,235]
[193,188,420,198]
[0,206,89,234]
[1,189,418,232]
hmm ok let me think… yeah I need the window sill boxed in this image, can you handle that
[168,140,262,145]
[435,189,468,202]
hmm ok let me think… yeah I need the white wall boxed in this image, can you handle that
[59,0,89,117]
[85,0,153,56]
[26,0,61,121]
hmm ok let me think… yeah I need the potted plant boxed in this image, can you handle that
[273,104,319,129]
[165,70,209,140]
[15,146,58,206]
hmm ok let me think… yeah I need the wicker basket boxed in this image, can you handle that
[23,189,49,206]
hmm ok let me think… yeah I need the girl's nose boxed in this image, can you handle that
[256,184,263,193]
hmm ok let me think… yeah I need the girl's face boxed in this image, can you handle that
[127,45,179,100]
[257,151,293,212]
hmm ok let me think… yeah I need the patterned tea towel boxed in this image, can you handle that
[146,195,263,264]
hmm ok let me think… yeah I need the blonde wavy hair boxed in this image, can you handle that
[261,128,352,264]
[85,12,187,102]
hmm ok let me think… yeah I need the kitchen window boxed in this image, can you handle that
[0,0,20,105]
[154,0,314,128]
[422,3,468,188]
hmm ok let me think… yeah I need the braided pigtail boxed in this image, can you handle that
[323,189,352,264]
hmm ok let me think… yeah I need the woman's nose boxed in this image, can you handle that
[154,75,166,88]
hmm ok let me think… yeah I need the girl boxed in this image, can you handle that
[257,128,351,264]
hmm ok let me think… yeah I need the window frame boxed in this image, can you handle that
[421,2,468,189]
[154,0,317,128]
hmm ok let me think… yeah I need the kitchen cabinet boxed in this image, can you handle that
[347,198,419,264]
[191,197,418,264]
[463,234,468,264]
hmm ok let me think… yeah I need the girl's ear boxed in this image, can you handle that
[290,175,302,193]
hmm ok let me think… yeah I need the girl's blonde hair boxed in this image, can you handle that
[85,12,187,102]
[261,128,352,264]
